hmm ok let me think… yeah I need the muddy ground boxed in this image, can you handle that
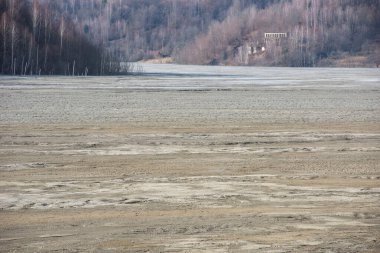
[0,65,379,252]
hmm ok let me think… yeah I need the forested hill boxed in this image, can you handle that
[0,0,125,75]
[54,0,379,67]
[1,0,380,74]
[42,0,279,62]
[177,0,380,67]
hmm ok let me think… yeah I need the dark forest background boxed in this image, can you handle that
[1,0,380,75]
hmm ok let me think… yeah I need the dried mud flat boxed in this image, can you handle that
[0,65,380,252]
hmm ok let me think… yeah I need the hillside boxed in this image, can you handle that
[49,0,279,61]
[0,0,124,75]
[57,0,380,68]
[176,0,380,67]
[1,0,380,73]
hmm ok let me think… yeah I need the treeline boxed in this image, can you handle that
[59,0,380,67]
[0,0,125,75]
[3,0,379,70]
[177,0,380,67]
[51,0,281,62]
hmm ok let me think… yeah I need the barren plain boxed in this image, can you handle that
[0,64,380,252]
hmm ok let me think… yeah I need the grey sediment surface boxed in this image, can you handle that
[0,65,379,252]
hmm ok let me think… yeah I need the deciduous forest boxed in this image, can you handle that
[1,0,379,75]
[177,0,380,67]
[0,0,125,75]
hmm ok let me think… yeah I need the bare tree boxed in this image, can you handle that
[10,21,16,74]
[59,15,65,56]
[1,13,7,73]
